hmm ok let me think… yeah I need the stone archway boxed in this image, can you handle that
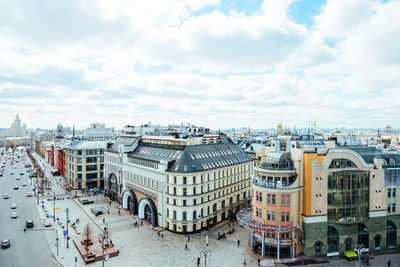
[138,198,158,227]
[122,190,138,215]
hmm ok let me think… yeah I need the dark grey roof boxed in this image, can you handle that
[340,146,377,164]
[107,137,139,152]
[127,140,252,173]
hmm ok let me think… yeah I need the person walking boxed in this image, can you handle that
[161,234,164,239]
[103,218,105,224]
[237,239,240,247]
[387,260,391,267]
[258,258,261,266]
[157,231,160,238]
[197,257,200,266]
[185,244,188,250]
[243,258,247,266]
[187,236,190,242]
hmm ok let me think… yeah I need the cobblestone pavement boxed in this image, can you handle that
[31,152,400,267]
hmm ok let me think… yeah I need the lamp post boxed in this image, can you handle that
[355,244,364,267]
[200,248,211,267]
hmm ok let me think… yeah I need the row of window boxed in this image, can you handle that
[167,194,244,221]
[125,172,159,190]
[67,149,104,156]
[167,164,251,185]
[257,193,290,206]
[388,188,397,198]
[388,203,396,213]
[167,188,249,206]
[127,157,158,169]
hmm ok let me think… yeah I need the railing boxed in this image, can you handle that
[252,176,295,188]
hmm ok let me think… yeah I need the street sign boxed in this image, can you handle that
[56,237,59,241]
[53,208,59,210]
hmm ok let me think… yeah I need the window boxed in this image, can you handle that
[272,194,276,205]
[286,212,290,222]
[193,176,196,184]
[388,189,392,198]
[393,188,397,198]
[173,199,176,205]
[173,211,177,220]
[167,209,169,217]
[183,200,186,206]
[267,211,271,220]
[281,212,285,222]
[193,199,196,205]
[183,176,187,184]
[388,203,391,213]
[173,187,176,195]
[183,188,187,196]
[193,210,197,220]
[267,194,271,204]
[174,176,177,183]
[182,212,187,221]
[393,203,396,213]
[271,211,276,221]
[286,194,290,205]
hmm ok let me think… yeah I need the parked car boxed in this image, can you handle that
[1,239,10,249]
[3,193,9,199]
[11,212,18,218]
[26,220,34,228]
[20,172,24,175]
[26,192,33,197]
[14,186,18,190]
[16,176,20,180]
[10,203,16,209]
[22,182,27,187]
[43,220,52,227]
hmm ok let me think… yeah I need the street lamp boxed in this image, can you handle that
[355,244,364,267]
[200,248,211,267]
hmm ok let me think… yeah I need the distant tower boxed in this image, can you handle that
[73,125,75,138]
[247,125,251,135]
[57,123,63,136]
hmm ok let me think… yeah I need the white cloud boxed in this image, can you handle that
[0,0,399,130]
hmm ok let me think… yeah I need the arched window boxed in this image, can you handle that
[345,238,352,251]
[374,235,381,249]
[201,208,203,217]
[314,241,323,255]
[173,210,176,220]
[167,208,169,218]
[213,203,217,212]
[358,223,369,248]
[387,220,397,247]
[328,226,339,253]
[329,159,357,168]
[182,211,187,221]
[221,200,225,208]
[193,210,197,220]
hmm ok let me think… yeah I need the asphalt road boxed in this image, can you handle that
[0,150,57,267]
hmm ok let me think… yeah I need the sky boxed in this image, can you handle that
[0,0,399,130]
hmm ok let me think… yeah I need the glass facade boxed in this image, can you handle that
[327,170,369,223]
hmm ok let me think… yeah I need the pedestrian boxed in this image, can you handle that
[237,239,240,247]
[161,234,164,239]
[103,218,105,224]
[258,258,261,266]
[243,258,246,266]
[185,244,188,250]
[387,260,391,267]
[141,220,143,226]
[187,236,190,242]
[197,257,200,266]
[118,210,120,216]
[157,231,160,237]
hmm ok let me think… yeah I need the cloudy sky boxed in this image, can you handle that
[0,0,399,130]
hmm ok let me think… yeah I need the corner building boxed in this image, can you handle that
[116,134,253,233]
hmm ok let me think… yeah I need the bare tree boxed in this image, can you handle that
[82,223,93,254]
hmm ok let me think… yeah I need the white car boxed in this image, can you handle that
[11,212,17,218]
[10,203,16,209]
[22,182,27,187]
[3,194,9,199]
[26,192,33,197]
[43,220,52,227]
[16,177,20,180]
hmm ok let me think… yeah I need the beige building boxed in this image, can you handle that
[65,140,107,189]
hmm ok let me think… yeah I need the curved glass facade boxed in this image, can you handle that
[327,170,369,223]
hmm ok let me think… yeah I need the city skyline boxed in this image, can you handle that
[1,0,399,129]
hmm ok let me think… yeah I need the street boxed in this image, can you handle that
[0,151,57,267]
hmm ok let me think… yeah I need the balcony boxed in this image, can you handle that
[252,175,296,189]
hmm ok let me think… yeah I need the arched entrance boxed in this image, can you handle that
[122,190,138,215]
[314,241,323,255]
[358,223,369,248]
[345,238,353,251]
[327,226,339,253]
[374,235,381,250]
[138,198,158,227]
[387,220,397,247]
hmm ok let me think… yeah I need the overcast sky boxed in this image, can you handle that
[0,0,399,130]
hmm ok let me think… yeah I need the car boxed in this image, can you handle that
[26,220,34,228]
[1,239,10,249]
[14,186,18,190]
[20,172,24,175]
[3,194,9,199]
[10,203,16,209]
[26,192,33,197]
[11,212,17,218]
[16,176,20,180]
[10,172,13,175]
[22,182,27,187]
[43,220,52,227]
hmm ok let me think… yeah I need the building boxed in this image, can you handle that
[55,139,71,178]
[238,136,400,260]
[82,123,115,141]
[105,133,253,232]
[9,114,27,137]
[65,140,107,189]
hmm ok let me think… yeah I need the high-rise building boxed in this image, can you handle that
[9,114,27,137]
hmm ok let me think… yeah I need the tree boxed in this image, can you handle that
[82,223,93,254]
